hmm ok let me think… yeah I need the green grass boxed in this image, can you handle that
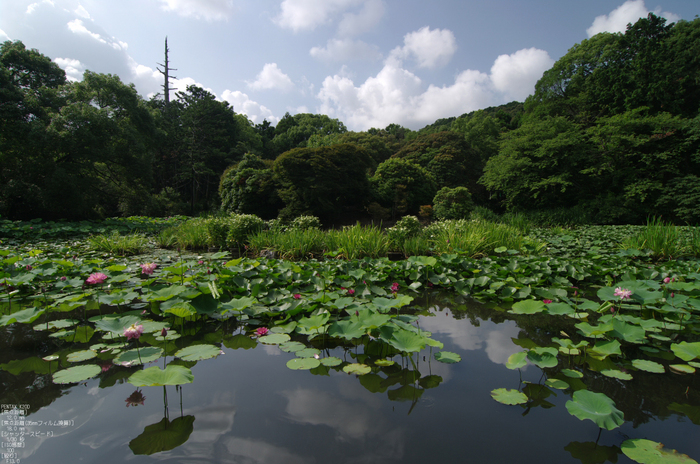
[249,228,326,260]
[87,230,149,256]
[427,219,534,257]
[326,223,389,259]
[621,217,684,260]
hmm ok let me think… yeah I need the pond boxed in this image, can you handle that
[2,291,699,464]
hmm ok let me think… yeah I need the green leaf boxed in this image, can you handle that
[0,307,45,326]
[509,299,546,314]
[565,390,624,430]
[343,363,371,375]
[632,359,665,373]
[561,369,583,378]
[621,439,698,464]
[327,320,366,340]
[379,327,427,353]
[66,350,97,363]
[320,357,342,367]
[296,348,321,358]
[527,347,559,369]
[286,358,321,370]
[279,341,306,353]
[601,369,633,380]
[589,339,622,360]
[671,342,700,362]
[223,334,257,350]
[258,333,291,345]
[434,351,461,363]
[52,364,101,384]
[128,365,194,386]
[490,388,527,405]
[114,347,163,366]
[506,351,528,369]
[175,344,221,361]
[670,364,696,374]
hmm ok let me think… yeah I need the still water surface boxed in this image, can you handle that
[3,296,699,463]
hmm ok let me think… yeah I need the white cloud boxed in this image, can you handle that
[74,4,90,19]
[247,63,294,91]
[310,38,382,62]
[158,0,234,21]
[67,19,106,44]
[26,0,54,15]
[53,57,85,81]
[317,47,552,130]
[587,0,680,37]
[273,0,372,33]
[490,47,554,101]
[221,89,278,124]
[389,26,457,69]
[337,0,384,37]
[0,28,10,41]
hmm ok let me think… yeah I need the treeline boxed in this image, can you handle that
[2,13,700,224]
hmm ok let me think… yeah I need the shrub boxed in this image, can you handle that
[206,218,230,248]
[88,230,149,256]
[226,214,265,249]
[289,215,321,230]
[386,215,422,250]
[470,206,500,222]
[433,186,474,220]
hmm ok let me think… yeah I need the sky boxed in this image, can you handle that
[0,0,697,131]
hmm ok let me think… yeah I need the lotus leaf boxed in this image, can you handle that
[670,342,700,362]
[343,363,371,375]
[0,357,58,375]
[297,312,330,331]
[127,365,194,386]
[490,388,528,405]
[506,351,528,370]
[565,390,624,430]
[114,347,163,366]
[434,351,461,364]
[34,318,80,331]
[374,359,395,367]
[611,319,647,344]
[66,350,97,363]
[379,327,428,353]
[258,333,291,345]
[295,348,321,358]
[175,344,221,361]
[561,369,583,378]
[632,359,665,373]
[527,347,558,369]
[328,320,366,340]
[545,378,569,390]
[0,307,45,326]
[670,364,695,374]
[601,369,633,380]
[320,357,342,367]
[589,339,622,360]
[52,364,101,384]
[223,334,257,350]
[287,358,321,370]
[279,341,306,353]
[509,299,546,314]
[621,439,698,464]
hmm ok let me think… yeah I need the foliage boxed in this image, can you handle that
[273,144,374,220]
[271,112,348,156]
[432,187,474,220]
[219,153,281,219]
[87,231,150,256]
[289,215,322,230]
[370,158,437,217]
[621,217,685,260]
[226,214,265,249]
[386,216,422,249]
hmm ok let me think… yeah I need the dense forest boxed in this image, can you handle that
[1,13,699,225]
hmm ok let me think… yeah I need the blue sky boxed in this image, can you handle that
[0,0,696,130]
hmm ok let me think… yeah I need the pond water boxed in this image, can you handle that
[1,293,699,464]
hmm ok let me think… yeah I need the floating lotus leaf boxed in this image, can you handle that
[561,369,584,378]
[327,320,366,340]
[545,378,569,390]
[353,309,391,329]
[611,319,647,344]
[601,369,633,380]
[527,347,559,369]
[575,321,613,339]
[140,321,169,334]
[670,364,695,374]
[565,390,624,430]
[114,347,163,366]
[506,351,527,370]
[258,333,291,345]
[163,303,196,318]
[491,388,528,405]
[297,313,330,331]
[279,341,306,353]
[66,350,97,363]
[127,365,194,386]
[52,364,101,384]
[545,303,575,316]
[175,344,221,361]
[94,315,142,335]
[670,342,700,362]
[129,416,195,455]
[379,327,428,353]
[0,307,45,326]
[343,363,371,375]
[632,359,665,374]
[320,357,342,367]
[296,348,321,358]
[621,438,698,464]
[287,358,321,370]
[374,359,395,367]
[589,339,622,360]
[509,300,546,315]
[34,318,80,331]
[434,351,461,364]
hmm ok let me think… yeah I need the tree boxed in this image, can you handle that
[273,144,373,220]
[271,113,348,156]
[219,153,281,219]
[370,158,437,217]
[433,187,474,220]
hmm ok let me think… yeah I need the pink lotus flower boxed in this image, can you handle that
[124,324,144,341]
[86,272,108,285]
[614,287,632,300]
[198,260,204,265]
[347,289,355,295]
[391,282,399,293]
[60,276,66,281]
[256,327,269,337]
[663,277,671,284]
[140,263,157,275]
[293,294,301,299]
[543,299,553,304]
[161,327,168,337]
[25,265,33,271]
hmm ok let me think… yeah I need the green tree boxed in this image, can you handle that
[370,158,437,217]
[273,144,373,220]
[271,113,347,156]
[432,187,475,220]
[219,153,281,219]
